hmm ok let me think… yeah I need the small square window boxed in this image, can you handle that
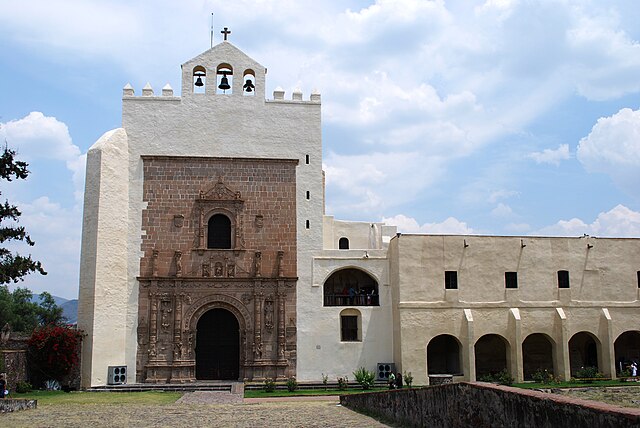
[305,154,310,165]
[637,271,640,288]
[558,270,570,288]
[306,190,310,200]
[445,271,458,289]
[341,315,358,341]
[505,272,518,289]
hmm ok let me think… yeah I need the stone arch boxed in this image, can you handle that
[184,294,251,380]
[522,333,555,380]
[427,334,462,375]
[475,334,510,379]
[614,330,640,375]
[569,331,601,376]
[323,267,379,306]
[242,69,256,95]
[192,65,206,94]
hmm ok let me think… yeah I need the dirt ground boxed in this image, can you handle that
[1,395,392,428]
[552,386,640,408]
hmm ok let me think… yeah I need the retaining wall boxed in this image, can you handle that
[0,399,37,413]
[340,382,640,428]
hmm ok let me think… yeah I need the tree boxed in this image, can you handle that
[0,143,46,284]
[0,286,65,332]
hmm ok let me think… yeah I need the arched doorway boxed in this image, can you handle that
[614,331,640,375]
[522,333,555,380]
[569,331,600,376]
[428,334,462,375]
[475,334,509,378]
[195,308,239,380]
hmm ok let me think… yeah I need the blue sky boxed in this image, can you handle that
[1,0,639,299]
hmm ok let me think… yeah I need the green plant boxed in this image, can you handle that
[27,325,83,383]
[321,373,328,390]
[403,370,413,388]
[620,368,631,378]
[337,376,348,390]
[531,368,555,384]
[263,378,276,392]
[353,367,376,390]
[286,376,298,392]
[576,366,603,383]
[16,381,32,393]
[479,369,513,386]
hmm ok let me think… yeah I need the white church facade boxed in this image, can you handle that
[78,39,640,388]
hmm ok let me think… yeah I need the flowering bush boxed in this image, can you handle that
[27,325,83,383]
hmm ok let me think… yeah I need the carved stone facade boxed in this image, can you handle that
[136,156,298,382]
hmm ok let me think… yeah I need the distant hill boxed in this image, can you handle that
[32,293,78,325]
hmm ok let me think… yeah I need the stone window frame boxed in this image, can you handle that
[505,271,518,289]
[557,270,570,289]
[444,271,458,290]
[206,211,233,249]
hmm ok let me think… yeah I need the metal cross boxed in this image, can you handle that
[221,27,231,41]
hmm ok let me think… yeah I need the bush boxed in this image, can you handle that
[403,371,413,388]
[479,369,513,386]
[353,367,376,390]
[337,376,348,390]
[531,368,555,384]
[15,381,32,393]
[263,378,276,392]
[321,373,328,390]
[286,376,298,392]
[576,366,603,383]
[28,325,83,383]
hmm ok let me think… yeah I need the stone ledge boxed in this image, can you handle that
[0,399,37,413]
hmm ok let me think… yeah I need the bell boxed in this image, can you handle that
[243,79,255,93]
[194,77,204,87]
[218,73,231,91]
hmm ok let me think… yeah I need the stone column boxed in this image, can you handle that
[509,308,523,383]
[277,289,286,361]
[600,308,616,379]
[464,309,475,382]
[149,293,158,360]
[555,308,570,381]
[173,295,183,361]
[254,289,263,360]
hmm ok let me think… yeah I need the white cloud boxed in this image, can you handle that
[0,112,86,202]
[528,144,570,165]
[488,190,519,204]
[491,203,513,217]
[382,214,474,234]
[577,108,640,197]
[535,204,640,238]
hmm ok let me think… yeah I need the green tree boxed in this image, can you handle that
[0,143,46,284]
[0,286,65,332]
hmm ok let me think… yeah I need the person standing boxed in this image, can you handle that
[0,373,6,399]
[388,372,396,389]
[395,372,403,389]
[632,362,638,377]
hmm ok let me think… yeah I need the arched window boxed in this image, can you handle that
[216,63,233,94]
[208,214,231,249]
[338,237,349,250]
[340,308,361,342]
[192,65,206,94]
[323,268,379,306]
[242,69,256,96]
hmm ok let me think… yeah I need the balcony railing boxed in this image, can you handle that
[324,293,379,307]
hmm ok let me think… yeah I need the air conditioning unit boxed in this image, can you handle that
[107,366,127,385]
[377,362,395,381]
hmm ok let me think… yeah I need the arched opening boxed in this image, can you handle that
[614,331,640,375]
[192,65,206,94]
[323,268,379,306]
[522,333,555,380]
[427,334,462,375]
[195,308,240,380]
[207,214,232,249]
[216,63,233,94]
[340,308,361,342]
[242,69,256,96]
[475,334,509,379]
[569,331,600,376]
[338,237,349,250]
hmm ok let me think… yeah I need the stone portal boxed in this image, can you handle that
[196,308,239,380]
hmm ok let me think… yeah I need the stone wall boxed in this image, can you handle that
[340,382,640,428]
[0,399,37,413]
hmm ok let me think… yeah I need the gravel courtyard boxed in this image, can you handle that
[1,393,392,428]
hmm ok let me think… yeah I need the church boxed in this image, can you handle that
[78,35,640,388]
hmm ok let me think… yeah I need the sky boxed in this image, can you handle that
[1,0,639,299]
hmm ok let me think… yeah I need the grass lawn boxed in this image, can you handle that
[513,379,640,389]
[244,386,391,398]
[11,390,182,405]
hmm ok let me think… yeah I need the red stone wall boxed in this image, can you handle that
[139,156,298,279]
